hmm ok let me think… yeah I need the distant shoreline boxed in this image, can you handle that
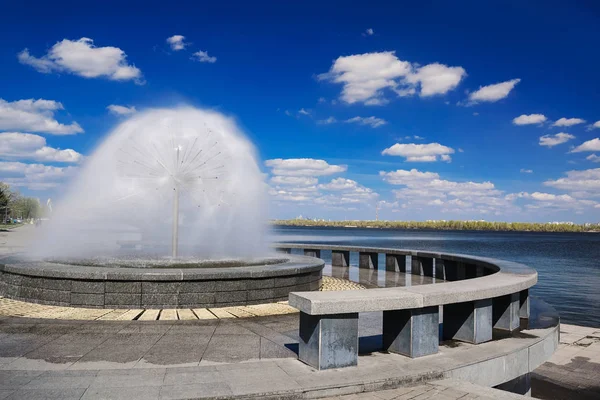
[271,219,600,233]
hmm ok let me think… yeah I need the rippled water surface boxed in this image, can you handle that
[271,226,600,327]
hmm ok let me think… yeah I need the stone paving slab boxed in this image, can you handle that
[531,323,600,400]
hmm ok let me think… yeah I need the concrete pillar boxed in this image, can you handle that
[434,258,446,280]
[443,299,492,344]
[303,249,321,258]
[383,306,439,358]
[445,261,466,281]
[493,293,520,331]
[410,256,423,275]
[421,258,434,277]
[275,248,291,254]
[385,254,406,272]
[359,252,378,269]
[519,289,530,319]
[331,250,350,267]
[298,311,359,370]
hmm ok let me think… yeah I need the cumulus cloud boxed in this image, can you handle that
[513,114,547,125]
[107,105,136,116]
[539,133,575,147]
[520,169,533,173]
[192,50,217,63]
[571,138,600,153]
[0,161,77,190]
[166,35,187,51]
[265,158,347,176]
[0,98,83,135]
[298,108,310,116]
[380,168,509,214]
[345,116,386,128]
[381,142,455,162]
[270,176,318,186]
[553,117,586,127]
[544,168,600,192]
[507,191,597,210]
[468,78,520,103]
[318,51,466,105]
[0,132,82,163]
[18,38,143,83]
[364,28,374,36]
[316,178,378,205]
[587,121,600,131]
[586,154,600,163]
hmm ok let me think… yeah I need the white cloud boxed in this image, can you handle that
[468,79,520,103]
[316,178,378,204]
[107,105,136,116]
[345,116,386,128]
[265,158,347,176]
[298,108,310,116]
[270,176,318,186]
[380,169,440,185]
[553,117,586,127]
[0,161,77,190]
[513,114,547,125]
[520,169,533,173]
[0,99,83,135]
[539,132,575,147]
[192,50,216,63]
[586,154,600,163]
[364,28,374,36]
[587,121,600,130]
[166,35,187,51]
[318,51,465,105]
[381,168,509,214]
[571,138,600,153]
[18,38,143,83]
[317,117,337,125]
[404,63,467,97]
[544,168,600,192]
[382,142,455,162]
[508,191,597,210]
[0,132,82,163]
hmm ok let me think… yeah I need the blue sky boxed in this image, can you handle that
[1,0,600,222]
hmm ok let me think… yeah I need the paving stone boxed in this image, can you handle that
[159,382,233,399]
[81,386,160,400]
[5,388,86,400]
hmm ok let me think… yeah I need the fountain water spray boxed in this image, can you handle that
[33,107,268,259]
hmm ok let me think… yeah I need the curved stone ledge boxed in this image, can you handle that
[0,254,324,309]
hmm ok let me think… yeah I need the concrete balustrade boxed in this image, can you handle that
[303,249,321,258]
[332,250,350,267]
[280,243,538,370]
[385,254,406,272]
[359,251,378,269]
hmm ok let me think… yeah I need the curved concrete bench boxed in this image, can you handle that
[277,244,537,370]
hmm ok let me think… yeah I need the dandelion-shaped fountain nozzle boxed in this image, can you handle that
[33,107,268,259]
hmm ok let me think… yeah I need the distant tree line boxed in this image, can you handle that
[272,219,600,233]
[0,182,44,223]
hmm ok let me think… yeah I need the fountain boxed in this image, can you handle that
[0,107,323,308]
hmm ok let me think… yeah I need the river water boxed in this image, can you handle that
[271,225,600,328]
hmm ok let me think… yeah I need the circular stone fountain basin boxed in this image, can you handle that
[0,254,324,309]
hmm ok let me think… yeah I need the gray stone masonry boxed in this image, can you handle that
[519,289,530,318]
[298,311,359,370]
[383,306,439,358]
[359,252,378,269]
[303,249,321,258]
[386,254,407,272]
[493,293,520,331]
[444,299,493,344]
[331,250,350,267]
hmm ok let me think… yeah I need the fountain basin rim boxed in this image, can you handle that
[0,254,324,281]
